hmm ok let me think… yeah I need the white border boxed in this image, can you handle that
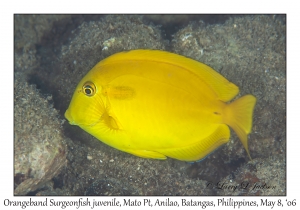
[2,1,297,209]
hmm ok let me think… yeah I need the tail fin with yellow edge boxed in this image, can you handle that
[223,95,256,159]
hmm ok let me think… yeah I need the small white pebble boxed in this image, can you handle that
[181,33,192,41]
[46,95,52,100]
[199,48,204,56]
[109,159,114,162]
[87,155,93,160]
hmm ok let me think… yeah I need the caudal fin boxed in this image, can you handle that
[223,95,256,159]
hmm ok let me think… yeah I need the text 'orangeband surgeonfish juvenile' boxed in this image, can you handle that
[65,49,256,162]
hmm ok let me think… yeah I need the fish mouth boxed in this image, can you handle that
[64,108,102,127]
[64,109,77,125]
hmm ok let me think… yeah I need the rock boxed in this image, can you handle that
[14,73,67,195]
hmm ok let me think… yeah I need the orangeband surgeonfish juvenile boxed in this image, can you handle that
[65,50,256,162]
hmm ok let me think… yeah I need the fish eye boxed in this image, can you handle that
[82,81,96,96]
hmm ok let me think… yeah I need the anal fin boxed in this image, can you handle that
[157,124,230,162]
[124,149,167,160]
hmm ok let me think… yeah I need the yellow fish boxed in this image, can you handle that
[65,50,256,162]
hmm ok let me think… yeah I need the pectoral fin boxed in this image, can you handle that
[101,109,121,130]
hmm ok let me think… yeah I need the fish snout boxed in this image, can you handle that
[64,109,76,125]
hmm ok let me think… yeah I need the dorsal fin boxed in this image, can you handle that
[99,49,239,102]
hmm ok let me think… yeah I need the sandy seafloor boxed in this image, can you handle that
[14,14,286,196]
